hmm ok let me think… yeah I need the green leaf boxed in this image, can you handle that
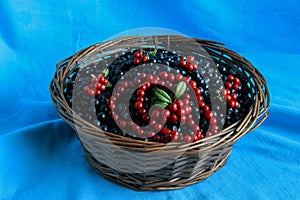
[175,81,187,99]
[102,68,109,77]
[155,101,169,108]
[106,82,112,87]
[149,49,157,57]
[154,88,172,103]
[91,74,97,78]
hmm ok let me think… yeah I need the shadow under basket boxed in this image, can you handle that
[50,36,270,191]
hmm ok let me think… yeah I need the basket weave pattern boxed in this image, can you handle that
[50,36,270,191]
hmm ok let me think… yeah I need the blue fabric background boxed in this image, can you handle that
[0,0,299,199]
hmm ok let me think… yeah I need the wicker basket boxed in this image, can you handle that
[50,36,270,191]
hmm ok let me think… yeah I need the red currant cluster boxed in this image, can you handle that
[180,56,198,71]
[222,75,241,109]
[133,51,149,65]
[83,74,109,96]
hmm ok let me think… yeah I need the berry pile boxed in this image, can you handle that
[64,48,252,143]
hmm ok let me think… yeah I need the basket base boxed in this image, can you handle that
[83,147,232,191]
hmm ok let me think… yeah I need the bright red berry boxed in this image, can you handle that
[225,94,232,102]
[233,83,240,90]
[231,93,238,100]
[137,97,144,102]
[134,51,141,58]
[227,75,234,82]
[186,63,194,71]
[234,101,240,109]
[140,85,147,90]
[226,82,232,89]
[192,64,198,70]
[169,113,178,123]
[135,101,143,109]
[198,101,205,108]
[139,108,147,115]
[100,84,106,91]
[234,77,241,85]
[144,81,151,88]
[164,109,171,118]
[142,56,149,62]
[101,78,108,85]
[95,90,101,96]
[134,58,141,65]
[169,102,178,112]
[205,111,213,119]
[194,88,201,95]
[202,105,209,112]
[96,82,102,89]
[180,59,187,66]
[137,90,145,97]
[228,100,236,108]
[190,80,197,88]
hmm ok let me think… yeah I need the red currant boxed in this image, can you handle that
[88,89,95,96]
[169,102,178,112]
[135,101,143,109]
[194,88,201,95]
[134,58,141,65]
[142,114,150,122]
[154,123,162,131]
[180,59,187,66]
[176,74,183,81]
[231,93,238,100]
[142,56,149,62]
[160,71,168,79]
[139,108,147,115]
[169,113,178,123]
[233,83,240,90]
[190,80,197,88]
[134,51,141,58]
[228,100,236,108]
[184,135,192,143]
[227,75,234,82]
[186,63,194,71]
[234,77,241,85]
[146,74,153,81]
[226,82,232,89]
[137,90,145,97]
[168,74,175,82]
